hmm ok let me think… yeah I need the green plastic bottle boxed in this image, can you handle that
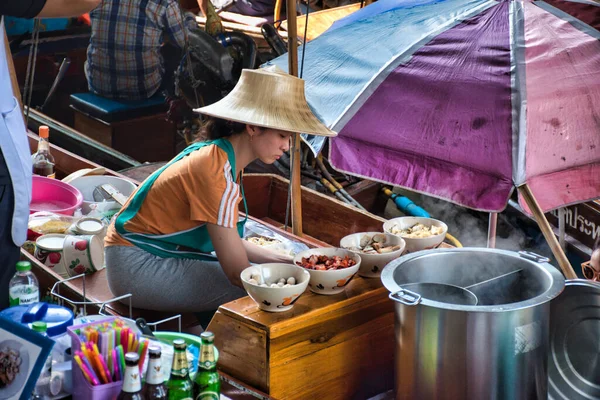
[167,339,193,400]
[193,332,220,400]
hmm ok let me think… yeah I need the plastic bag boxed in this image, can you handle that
[28,212,79,240]
[243,219,309,256]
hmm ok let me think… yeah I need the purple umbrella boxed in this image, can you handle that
[270,0,600,277]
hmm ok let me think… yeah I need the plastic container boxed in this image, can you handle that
[69,176,136,215]
[0,302,74,363]
[8,261,39,306]
[30,176,83,216]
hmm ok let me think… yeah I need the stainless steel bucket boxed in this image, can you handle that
[381,248,565,400]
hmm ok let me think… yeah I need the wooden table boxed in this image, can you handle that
[207,273,396,400]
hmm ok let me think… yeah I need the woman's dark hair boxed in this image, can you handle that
[199,116,246,141]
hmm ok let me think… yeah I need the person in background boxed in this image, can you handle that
[85,0,197,100]
[583,237,600,281]
[0,0,100,310]
[104,67,336,314]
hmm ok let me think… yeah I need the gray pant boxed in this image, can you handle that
[105,246,246,312]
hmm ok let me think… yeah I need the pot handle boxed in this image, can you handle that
[389,289,422,305]
[518,251,550,263]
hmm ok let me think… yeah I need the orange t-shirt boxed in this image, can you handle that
[105,144,242,247]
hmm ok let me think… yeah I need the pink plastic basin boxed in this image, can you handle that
[30,176,84,216]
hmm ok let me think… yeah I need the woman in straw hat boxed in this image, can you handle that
[103,67,336,314]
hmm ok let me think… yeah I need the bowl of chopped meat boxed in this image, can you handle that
[340,232,406,278]
[383,217,448,253]
[294,248,361,295]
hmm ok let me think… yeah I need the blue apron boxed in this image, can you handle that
[115,139,247,260]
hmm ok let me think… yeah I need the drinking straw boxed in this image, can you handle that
[117,345,126,376]
[76,350,100,385]
[112,349,120,381]
[74,355,99,386]
[137,339,149,373]
[92,343,109,384]
[128,332,134,352]
[115,327,121,347]
[97,351,113,383]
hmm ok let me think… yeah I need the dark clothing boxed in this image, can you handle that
[0,150,19,310]
[0,0,47,18]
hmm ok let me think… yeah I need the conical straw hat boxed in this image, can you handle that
[194,66,337,137]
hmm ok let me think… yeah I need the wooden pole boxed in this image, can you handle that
[286,0,303,236]
[518,184,577,279]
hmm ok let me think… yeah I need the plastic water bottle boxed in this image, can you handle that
[8,261,40,306]
[31,322,52,399]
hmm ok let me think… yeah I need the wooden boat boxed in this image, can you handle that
[24,134,402,398]
[24,132,389,318]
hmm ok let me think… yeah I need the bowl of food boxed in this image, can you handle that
[240,263,310,312]
[30,176,83,216]
[293,248,361,295]
[383,216,448,253]
[340,232,405,278]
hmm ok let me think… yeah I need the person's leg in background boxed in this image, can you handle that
[0,150,19,310]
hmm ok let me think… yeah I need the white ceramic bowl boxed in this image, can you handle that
[293,248,361,295]
[68,176,137,214]
[382,216,448,253]
[339,232,405,278]
[240,263,310,312]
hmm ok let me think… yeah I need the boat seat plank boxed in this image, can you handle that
[70,93,167,123]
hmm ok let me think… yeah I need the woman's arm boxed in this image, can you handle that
[242,240,293,265]
[207,223,294,287]
[207,223,250,287]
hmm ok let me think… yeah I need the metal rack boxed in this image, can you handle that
[51,273,181,332]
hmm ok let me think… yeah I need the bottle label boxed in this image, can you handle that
[196,393,219,400]
[9,285,39,306]
[146,359,164,385]
[198,360,217,370]
[171,354,189,377]
[46,173,55,179]
[122,366,142,392]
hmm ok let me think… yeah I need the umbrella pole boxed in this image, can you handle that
[286,0,303,236]
[487,212,497,248]
[517,184,577,279]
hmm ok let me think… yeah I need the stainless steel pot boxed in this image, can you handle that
[381,248,565,400]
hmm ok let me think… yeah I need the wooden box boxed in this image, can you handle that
[207,277,395,400]
[73,111,176,163]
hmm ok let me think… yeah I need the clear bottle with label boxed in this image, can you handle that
[118,353,144,400]
[144,344,168,399]
[31,321,52,400]
[32,125,55,179]
[9,261,40,306]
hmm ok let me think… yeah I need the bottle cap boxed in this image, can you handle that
[32,321,47,333]
[201,332,215,343]
[39,126,49,138]
[173,339,187,350]
[148,344,162,356]
[125,352,140,365]
[15,261,32,272]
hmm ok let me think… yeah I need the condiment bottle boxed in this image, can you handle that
[143,344,168,399]
[31,125,55,178]
[118,352,143,400]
